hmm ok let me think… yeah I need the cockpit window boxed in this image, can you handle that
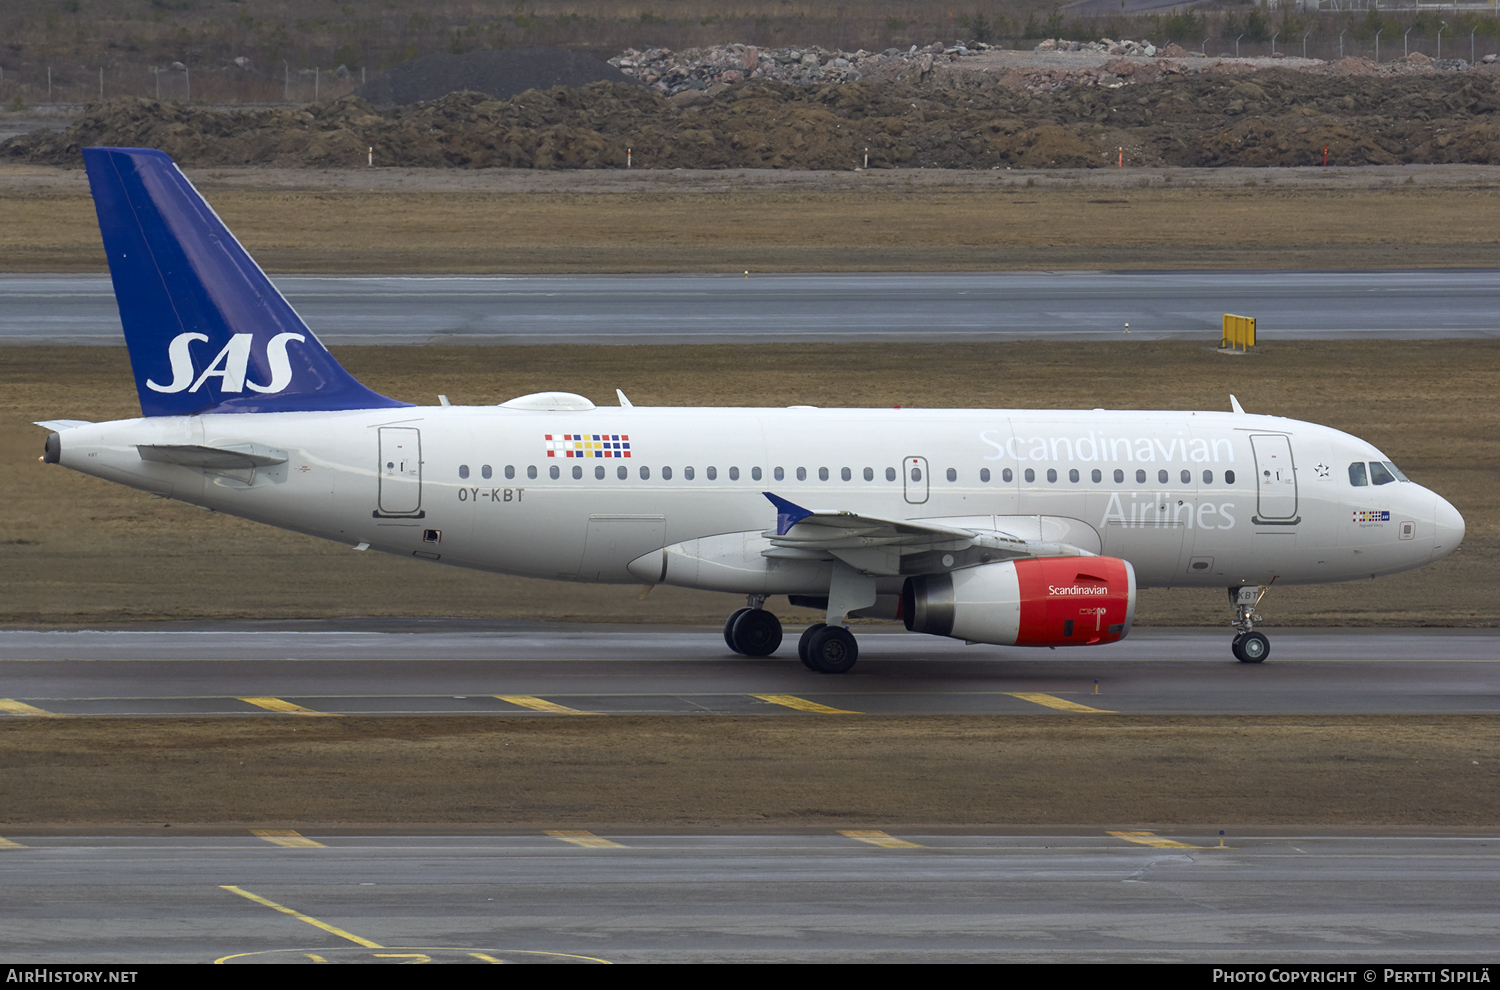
[1348,462,1367,487]
[1369,461,1397,486]
[1384,461,1409,482]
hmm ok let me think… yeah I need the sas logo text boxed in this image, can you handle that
[147,332,305,395]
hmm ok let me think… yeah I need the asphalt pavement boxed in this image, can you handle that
[5,271,1500,345]
[1,625,1495,717]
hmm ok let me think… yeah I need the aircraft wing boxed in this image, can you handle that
[760,492,1092,576]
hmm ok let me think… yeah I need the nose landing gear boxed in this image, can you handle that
[1229,586,1271,663]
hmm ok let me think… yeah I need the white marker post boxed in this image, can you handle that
[368,147,372,167]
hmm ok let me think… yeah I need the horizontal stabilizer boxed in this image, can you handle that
[137,443,287,470]
[34,420,94,431]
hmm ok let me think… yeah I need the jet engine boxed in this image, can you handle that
[902,556,1136,647]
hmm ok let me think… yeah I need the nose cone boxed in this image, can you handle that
[1432,494,1465,563]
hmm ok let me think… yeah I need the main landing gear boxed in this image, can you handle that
[723,596,783,657]
[1229,585,1271,663]
[722,597,860,673]
[797,623,859,674]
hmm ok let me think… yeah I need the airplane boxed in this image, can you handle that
[36,147,1466,673]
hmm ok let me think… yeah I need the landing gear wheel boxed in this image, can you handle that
[805,625,859,674]
[1236,630,1269,664]
[724,608,751,653]
[797,623,826,670]
[1231,633,1246,662]
[730,609,783,657]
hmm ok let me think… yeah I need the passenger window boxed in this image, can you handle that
[1003,468,1013,482]
[684,466,695,480]
[1181,469,1191,485]
[729,467,740,481]
[1091,469,1102,483]
[980,468,991,483]
[1068,469,1079,483]
[528,465,538,480]
[482,465,492,480]
[505,465,515,480]
[1369,461,1396,486]
[1047,469,1057,483]
[549,465,559,480]
[617,465,627,480]
[886,467,896,482]
[706,466,717,480]
[572,465,582,480]
[1348,462,1368,486]
[797,467,807,481]
[910,466,922,482]
[663,466,673,480]
[459,464,469,479]
[1024,468,1035,483]
[946,468,957,482]
[1203,470,1213,484]
[864,467,874,482]
[1158,469,1169,484]
[1136,469,1147,484]
[841,467,851,482]
[817,467,828,481]
[594,465,604,480]
[752,467,762,481]
[1113,469,1124,483]
[774,467,784,481]
[640,466,650,480]
[1225,470,1235,485]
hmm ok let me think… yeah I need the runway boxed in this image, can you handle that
[2,626,1496,717]
[5,271,1500,345]
[1,831,1496,962]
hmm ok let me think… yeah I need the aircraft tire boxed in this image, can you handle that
[724,608,751,653]
[806,625,858,674]
[1231,634,1246,662]
[798,623,826,669]
[1237,631,1270,664]
[731,608,783,657]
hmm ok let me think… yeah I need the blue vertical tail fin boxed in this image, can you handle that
[83,146,409,417]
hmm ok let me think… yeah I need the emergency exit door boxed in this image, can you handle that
[903,456,929,505]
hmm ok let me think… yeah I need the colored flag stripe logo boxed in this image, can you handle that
[1353,510,1390,522]
[544,434,631,458]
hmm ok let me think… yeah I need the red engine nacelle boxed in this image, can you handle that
[902,556,1136,647]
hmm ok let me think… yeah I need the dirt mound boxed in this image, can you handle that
[353,48,635,106]
[12,67,1500,170]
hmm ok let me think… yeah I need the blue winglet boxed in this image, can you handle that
[763,492,814,536]
[83,147,410,417]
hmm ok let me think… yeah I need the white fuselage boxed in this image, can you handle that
[53,405,1462,595]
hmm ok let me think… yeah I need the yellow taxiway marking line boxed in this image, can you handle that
[495,695,592,714]
[220,885,384,948]
[839,830,924,848]
[544,830,626,848]
[0,699,70,718]
[752,693,861,714]
[0,837,26,848]
[250,829,327,848]
[469,953,506,964]
[1108,830,1199,849]
[238,696,337,715]
[1003,692,1115,714]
